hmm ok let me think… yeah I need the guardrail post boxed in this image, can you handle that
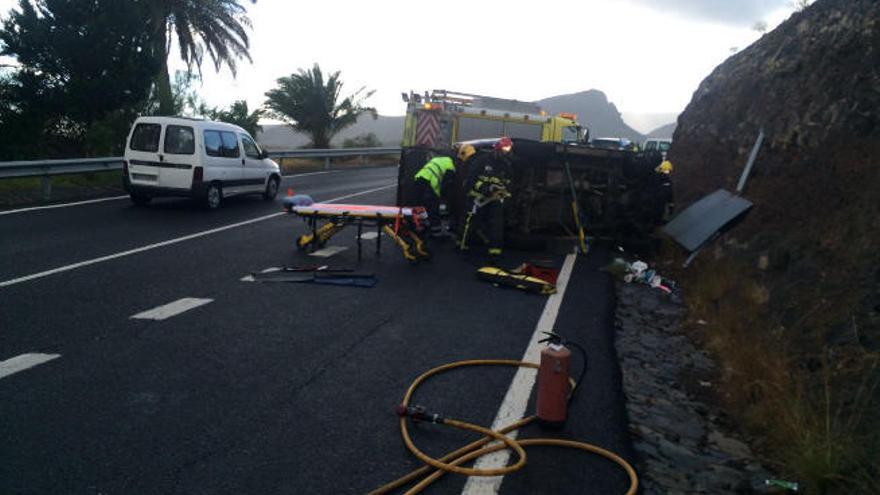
[361,154,367,167]
[324,157,330,170]
[41,175,52,201]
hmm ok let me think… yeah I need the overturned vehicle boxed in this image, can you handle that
[397,138,671,250]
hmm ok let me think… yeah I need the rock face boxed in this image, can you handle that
[669,0,880,347]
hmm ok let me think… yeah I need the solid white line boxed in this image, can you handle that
[0,183,395,288]
[281,170,337,179]
[309,246,348,257]
[131,297,213,321]
[461,253,578,495]
[0,195,129,216]
[0,353,61,380]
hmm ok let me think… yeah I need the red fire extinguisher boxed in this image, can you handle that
[536,334,572,428]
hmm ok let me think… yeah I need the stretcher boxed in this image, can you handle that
[284,201,431,263]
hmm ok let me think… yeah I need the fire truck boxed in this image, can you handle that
[400,89,584,149]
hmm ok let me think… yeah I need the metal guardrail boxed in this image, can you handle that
[0,147,401,200]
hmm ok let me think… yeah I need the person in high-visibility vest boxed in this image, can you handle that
[413,150,461,236]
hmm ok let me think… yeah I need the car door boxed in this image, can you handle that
[240,133,268,192]
[158,124,198,189]
[203,129,244,195]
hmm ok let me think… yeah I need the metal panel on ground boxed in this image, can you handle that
[663,189,753,252]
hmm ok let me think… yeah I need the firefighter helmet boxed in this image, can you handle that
[494,136,513,153]
[458,144,476,162]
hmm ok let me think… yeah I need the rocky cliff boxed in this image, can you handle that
[670,0,879,346]
[667,0,879,490]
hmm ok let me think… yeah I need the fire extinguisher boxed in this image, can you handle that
[536,332,587,428]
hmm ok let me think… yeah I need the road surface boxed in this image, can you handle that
[0,166,636,494]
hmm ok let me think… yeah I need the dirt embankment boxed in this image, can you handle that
[666,0,879,492]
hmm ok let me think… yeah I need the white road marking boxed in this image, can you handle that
[240,275,256,282]
[309,246,348,257]
[460,252,578,495]
[281,170,338,179]
[360,231,379,240]
[0,183,395,288]
[0,353,61,380]
[0,195,128,216]
[130,297,213,321]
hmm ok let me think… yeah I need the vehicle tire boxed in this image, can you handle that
[130,193,152,206]
[204,182,222,210]
[263,176,280,201]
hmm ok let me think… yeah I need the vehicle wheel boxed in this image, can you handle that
[130,193,151,206]
[263,176,280,201]
[205,182,222,210]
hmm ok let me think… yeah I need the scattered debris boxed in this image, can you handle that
[604,258,675,293]
[764,479,799,491]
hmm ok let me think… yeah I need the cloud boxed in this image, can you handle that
[626,0,790,25]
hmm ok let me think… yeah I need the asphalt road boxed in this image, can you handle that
[0,166,636,494]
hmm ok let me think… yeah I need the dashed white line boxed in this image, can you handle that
[460,252,577,495]
[309,246,349,257]
[0,195,129,216]
[0,353,61,380]
[130,297,213,321]
[0,183,395,288]
[360,231,380,240]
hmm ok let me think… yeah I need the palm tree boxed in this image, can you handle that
[264,64,376,149]
[150,0,255,115]
[203,99,264,137]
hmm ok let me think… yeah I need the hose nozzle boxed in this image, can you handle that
[395,405,444,424]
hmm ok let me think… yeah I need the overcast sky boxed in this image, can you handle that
[1,0,799,124]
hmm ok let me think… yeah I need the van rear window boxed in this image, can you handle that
[130,123,161,152]
[164,125,195,155]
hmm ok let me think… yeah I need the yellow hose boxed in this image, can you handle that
[369,359,639,495]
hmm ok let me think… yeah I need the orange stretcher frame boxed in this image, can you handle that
[286,202,431,263]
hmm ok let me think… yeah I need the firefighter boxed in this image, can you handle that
[413,151,457,237]
[460,137,513,263]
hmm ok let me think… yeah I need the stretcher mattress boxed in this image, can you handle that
[289,203,426,219]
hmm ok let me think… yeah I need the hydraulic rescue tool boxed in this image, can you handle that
[370,333,636,495]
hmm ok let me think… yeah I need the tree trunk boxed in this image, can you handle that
[152,15,173,116]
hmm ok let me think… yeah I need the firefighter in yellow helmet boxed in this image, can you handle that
[655,159,673,174]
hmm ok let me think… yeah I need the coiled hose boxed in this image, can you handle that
[368,359,638,495]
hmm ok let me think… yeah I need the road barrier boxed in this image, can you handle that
[0,147,401,201]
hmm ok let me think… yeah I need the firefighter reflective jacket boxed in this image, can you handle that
[414,156,456,196]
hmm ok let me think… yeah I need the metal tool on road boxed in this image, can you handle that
[284,200,431,263]
[369,341,637,495]
[475,265,557,295]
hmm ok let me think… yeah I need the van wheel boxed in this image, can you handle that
[263,177,280,201]
[205,183,222,210]
[130,193,151,206]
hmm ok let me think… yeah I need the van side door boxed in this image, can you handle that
[202,129,244,194]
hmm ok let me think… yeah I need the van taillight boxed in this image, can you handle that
[193,166,203,185]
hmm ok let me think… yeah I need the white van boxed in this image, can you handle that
[123,116,281,209]
[643,138,672,158]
